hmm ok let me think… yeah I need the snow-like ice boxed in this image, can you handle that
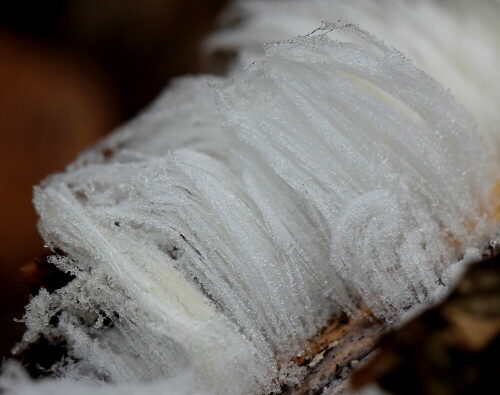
[2,5,499,395]
[209,0,500,156]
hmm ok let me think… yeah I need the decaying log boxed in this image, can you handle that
[283,311,385,394]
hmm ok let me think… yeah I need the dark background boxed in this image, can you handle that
[0,0,228,361]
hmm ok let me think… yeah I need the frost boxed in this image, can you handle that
[3,16,498,395]
[208,0,500,155]
[0,362,210,395]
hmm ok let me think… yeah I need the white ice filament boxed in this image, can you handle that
[3,21,496,395]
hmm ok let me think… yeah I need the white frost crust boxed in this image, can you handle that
[208,0,500,155]
[7,23,495,395]
[0,363,210,395]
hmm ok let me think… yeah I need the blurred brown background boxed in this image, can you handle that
[0,0,228,361]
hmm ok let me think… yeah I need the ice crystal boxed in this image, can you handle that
[209,0,500,154]
[2,7,498,395]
